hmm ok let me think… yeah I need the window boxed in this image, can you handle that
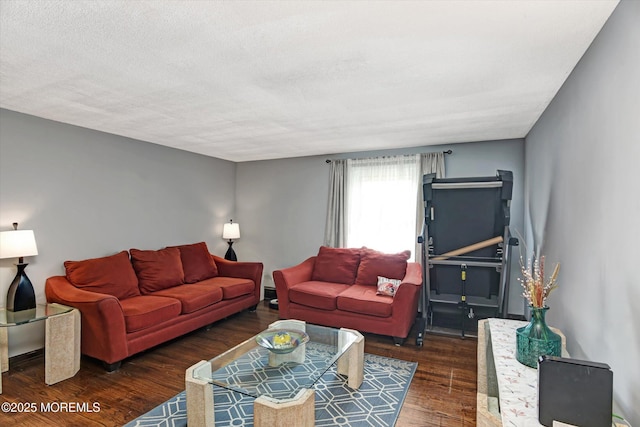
[324,152,445,258]
[345,155,419,258]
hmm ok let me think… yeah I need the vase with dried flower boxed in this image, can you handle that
[515,255,562,368]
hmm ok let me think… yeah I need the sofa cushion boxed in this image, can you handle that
[150,283,223,314]
[169,242,218,283]
[119,295,182,333]
[376,276,402,297]
[64,250,140,300]
[311,246,361,285]
[198,277,255,300]
[289,281,351,311]
[130,247,185,294]
[355,248,410,286]
[336,284,393,318]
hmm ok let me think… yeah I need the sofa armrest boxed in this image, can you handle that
[390,262,423,336]
[272,256,316,318]
[401,262,422,287]
[45,276,129,364]
[212,255,264,303]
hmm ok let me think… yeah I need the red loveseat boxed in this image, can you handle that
[273,246,422,345]
[45,242,262,370]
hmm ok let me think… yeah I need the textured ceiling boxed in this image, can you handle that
[0,0,618,162]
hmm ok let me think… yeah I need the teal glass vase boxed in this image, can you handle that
[516,306,561,368]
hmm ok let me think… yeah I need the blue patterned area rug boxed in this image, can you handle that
[124,352,417,427]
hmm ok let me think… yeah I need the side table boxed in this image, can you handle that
[477,318,567,427]
[0,303,80,393]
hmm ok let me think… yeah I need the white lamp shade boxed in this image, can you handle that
[222,222,240,240]
[0,229,39,259]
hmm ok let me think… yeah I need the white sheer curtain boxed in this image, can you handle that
[346,155,420,258]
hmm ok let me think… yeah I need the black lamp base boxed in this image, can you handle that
[6,263,36,312]
[224,241,237,261]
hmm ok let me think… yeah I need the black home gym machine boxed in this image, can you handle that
[416,170,518,344]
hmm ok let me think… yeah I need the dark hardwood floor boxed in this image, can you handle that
[0,301,477,426]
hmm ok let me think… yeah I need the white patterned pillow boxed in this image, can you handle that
[376,276,402,297]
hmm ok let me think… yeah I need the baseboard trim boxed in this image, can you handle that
[9,348,44,366]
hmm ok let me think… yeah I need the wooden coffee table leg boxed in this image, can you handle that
[186,360,215,427]
[337,328,364,389]
[254,388,314,427]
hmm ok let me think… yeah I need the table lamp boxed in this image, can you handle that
[222,220,240,261]
[0,223,38,311]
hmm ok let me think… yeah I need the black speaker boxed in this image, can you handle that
[538,356,613,427]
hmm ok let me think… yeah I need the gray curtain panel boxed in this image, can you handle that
[323,159,347,248]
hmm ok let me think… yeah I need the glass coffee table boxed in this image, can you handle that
[186,319,364,427]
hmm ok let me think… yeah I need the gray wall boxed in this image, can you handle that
[0,109,236,356]
[236,138,526,314]
[524,0,639,424]
[235,155,333,301]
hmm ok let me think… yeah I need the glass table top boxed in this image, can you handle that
[192,322,359,401]
[0,303,74,326]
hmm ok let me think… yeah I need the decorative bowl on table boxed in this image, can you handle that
[256,329,309,354]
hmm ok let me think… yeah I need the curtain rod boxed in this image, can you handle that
[325,150,452,163]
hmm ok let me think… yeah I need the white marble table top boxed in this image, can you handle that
[488,318,569,427]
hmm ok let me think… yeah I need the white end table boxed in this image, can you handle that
[0,303,80,393]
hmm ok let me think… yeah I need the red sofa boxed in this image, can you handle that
[273,246,422,345]
[45,242,262,370]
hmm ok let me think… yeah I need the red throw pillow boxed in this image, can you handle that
[169,242,218,283]
[130,247,184,294]
[311,246,361,284]
[64,250,140,300]
[355,248,410,286]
